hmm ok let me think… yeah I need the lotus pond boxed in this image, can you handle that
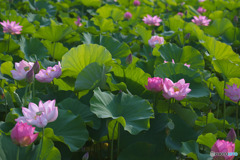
[0,0,240,160]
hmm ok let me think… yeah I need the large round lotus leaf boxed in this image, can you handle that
[157,43,204,70]
[45,109,89,152]
[204,18,233,37]
[34,24,73,42]
[212,59,240,79]
[83,33,131,58]
[154,63,209,98]
[90,88,154,135]
[61,44,112,78]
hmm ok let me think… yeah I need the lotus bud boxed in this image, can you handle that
[184,10,188,16]
[26,68,34,83]
[82,152,89,160]
[184,33,190,40]
[33,61,40,73]
[226,128,236,143]
[124,12,132,20]
[234,16,238,24]
[133,0,140,6]
[126,54,133,65]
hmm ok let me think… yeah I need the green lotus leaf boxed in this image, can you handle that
[19,37,48,61]
[134,25,152,45]
[83,33,131,58]
[212,59,240,79]
[204,18,234,37]
[46,109,89,152]
[155,43,204,70]
[90,88,154,135]
[96,5,124,21]
[75,62,109,92]
[80,0,101,7]
[41,40,68,61]
[61,44,112,78]
[58,98,101,129]
[91,16,115,32]
[197,133,217,149]
[34,23,73,42]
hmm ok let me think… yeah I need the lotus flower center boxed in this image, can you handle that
[36,111,42,116]
[173,86,180,92]
[51,69,54,71]
[24,67,30,71]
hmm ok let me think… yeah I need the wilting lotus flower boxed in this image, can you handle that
[35,62,62,83]
[11,122,39,147]
[226,128,237,143]
[11,60,34,81]
[177,12,184,17]
[143,15,162,26]
[224,84,240,102]
[197,7,206,14]
[145,77,164,92]
[16,100,58,128]
[75,16,82,27]
[133,0,140,6]
[124,12,132,20]
[192,16,211,26]
[148,36,164,48]
[162,78,191,101]
[211,140,235,160]
[0,20,23,35]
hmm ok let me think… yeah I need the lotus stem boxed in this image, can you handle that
[237,101,239,138]
[38,128,44,160]
[52,42,56,61]
[223,80,226,132]
[16,146,20,160]
[117,124,120,156]
[153,93,158,116]
[24,85,29,106]
[7,34,11,53]
[111,121,118,160]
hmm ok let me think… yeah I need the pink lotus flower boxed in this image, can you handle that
[199,0,205,2]
[143,15,162,26]
[162,78,191,101]
[197,7,206,14]
[75,16,82,27]
[145,77,164,92]
[0,20,23,35]
[211,140,235,160]
[226,128,236,143]
[148,36,164,48]
[35,62,62,83]
[224,84,240,102]
[124,12,132,20]
[11,122,39,147]
[11,60,34,81]
[177,12,184,17]
[192,16,211,26]
[164,59,190,68]
[133,0,140,6]
[16,100,58,128]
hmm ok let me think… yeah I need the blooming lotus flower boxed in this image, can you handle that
[199,0,205,2]
[16,100,58,128]
[192,16,211,26]
[145,77,164,92]
[197,7,206,14]
[11,60,34,81]
[11,122,39,147]
[0,20,23,35]
[148,36,164,48]
[162,78,191,101]
[143,15,162,26]
[133,0,140,6]
[177,12,184,17]
[124,12,132,20]
[75,16,82,27]
[224,84,240,102]
[35,62,62,83]
[211,140,235,160]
